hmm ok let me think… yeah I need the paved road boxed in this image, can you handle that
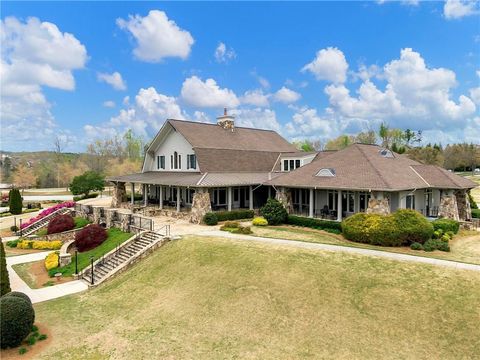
[198,230,480,272]
[6,251,88,304]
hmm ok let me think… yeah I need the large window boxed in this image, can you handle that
[328,190,338,210]
[187,154,196,169]
[157,155,165,170]
[212,188,227,205]
[406,194,415,209]
[172,152,181,170]
[283,159,302,171]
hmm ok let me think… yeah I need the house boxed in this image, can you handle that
[108,110,476,223]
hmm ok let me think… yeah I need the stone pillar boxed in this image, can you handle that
[456,190,472,221]
[118,212,132,232]
[275,187,292,214]
[249,186,253,210]
[190,189,212,224]
[176,187,181,212]
[337,190,343,221]
[159,186,163,209]
[309,188,314,218]
[131,183,135,205]
[105,209,114,228]
[366,192,390,215]
[227,187,232,211]
[111,182,126,208]
[92,206,102,224]
[438,191,459,220]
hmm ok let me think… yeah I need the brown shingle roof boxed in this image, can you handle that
[268,144,476,191]
[168,119,297,152]
[195,148,281,172]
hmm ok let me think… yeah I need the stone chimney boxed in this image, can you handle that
[216,107,235,130]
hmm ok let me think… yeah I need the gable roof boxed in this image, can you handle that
[268,144,476,191]
[167,119,297,152]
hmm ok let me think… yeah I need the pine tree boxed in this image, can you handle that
[8,189,23,215]
[0,241,11,296]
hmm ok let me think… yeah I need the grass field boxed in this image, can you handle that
[33,236,480,359]
[251,225,480,265]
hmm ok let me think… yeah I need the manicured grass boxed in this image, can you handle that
[73,217,91,229]
[12,261,38,289]
[251,225,480,265]
[35,236,480,359]
[48,228,133,277]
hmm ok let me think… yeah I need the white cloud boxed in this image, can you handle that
[0,16,86,151]
[214,42,236,63]
[284,106,336,139]
[117,10,194,62]
[103,100,116,108]
[469,87,480,105]
[232,108,282,133]
[324,48,476,131]
[273,86,301,103]
[302,47,349,83]
[122,96,130,105]
[251,71,270,89]
[180,76,239,108]
[240,89,270,107]
[97,71,127,91]
[444,0,478,19]
[377,0,419,5]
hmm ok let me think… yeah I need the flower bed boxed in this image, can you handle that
[20,201,75,229]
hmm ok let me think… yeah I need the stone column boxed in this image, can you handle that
[275,187,292,214]
[92,206,102,224]
[309,188,314,218]
[337,190,343,221]
[159,186,163,209]
[366,192,390,215]
[249,186,253,210]
[190,189,212,224]
[227,187,232,211]
[111,182,126,208]
[131,183,135,205]
[105,209,114,228]
[455,190,472,221]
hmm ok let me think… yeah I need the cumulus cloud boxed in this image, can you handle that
[469,87,480,105]
[117,10,194,62]
[232,108,282,133]
[180,76,239,108]
[324,48,476,130]
[302,47,349,83]
[1,16,87,150]
[97,71,127,90]
[214,42,236,63]
[240,89,270,107]
[444,0,478,19]
[284,106,336,139]
[103,100,116,108]
[273,86,301,103]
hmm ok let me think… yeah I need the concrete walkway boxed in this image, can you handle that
[6,251,88,304]
[198,230,480,272]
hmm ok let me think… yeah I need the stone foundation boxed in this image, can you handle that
[456,190,472,221]
[111,182,126,208]
[275,187,293,213]
[190,191,212,224]
[366,198,390,215]
[438,194,459,221]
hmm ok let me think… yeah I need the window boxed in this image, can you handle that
[170,155,173,169]
[172,152,182,170]
[178,155,181,169]
[359,192,371,212]
[283,160,289,171]
[406,194,415,209]
[233,188,239,202]
[295,159,301,168]
[348,192,355,213]
[187,154,196,169]
[316,168,336,177]
[157,155,165,170]
[186,188,195,204]
[283,159,302,172]
[290,160,294,171]
[379,149,394,158]
[218,189,226,205]
[328,190,338,210]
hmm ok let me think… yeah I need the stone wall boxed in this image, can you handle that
[33,228,82,242]
[111,182,126,208]
[456,190,472,221]
[438,194,459,221]
[366,198,390,215]
[275,187,293,214]
[190,191,212,224]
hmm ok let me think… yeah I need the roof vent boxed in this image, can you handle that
[216,108,235,131]
[379,148,394,158]
[316,168,336,177]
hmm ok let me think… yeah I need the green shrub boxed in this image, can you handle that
[73,193,99,202]
[260,199,287,225]
[432,229,443,239]
[18,347,27,355]
[38,334,47,341]
[472,209,480,218]
[423,239,450,252]
[446,231,454,238]
[231,226,253,235]
[215,209,255,221]
[410,242,423,250]
[0,296,35,349]
[432,219,460,234]
[252,217,268,226]
[440,234,451,242]
[4,292,32,306]
[287,215,343,233]
[26,334,37,346]
[8,189,22,215]
[342,213,402,247]
[220,221,240,230]
[203,212,218,226]
[392,209,434,245]
[468,191,478,209]
[10,225,18,232]
[1,242,10,296]
[6,240,20,248]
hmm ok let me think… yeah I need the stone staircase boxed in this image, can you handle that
[81,230,168,286]
[18,207,71,237]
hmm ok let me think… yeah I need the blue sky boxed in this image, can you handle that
[1,1,479,152]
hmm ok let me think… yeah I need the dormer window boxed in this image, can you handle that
[379,149,394,158]
[283,159,302,171]
[316,168,336,177]
[187,154,196,169]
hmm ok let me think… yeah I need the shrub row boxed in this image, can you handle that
[286,215,342,234]
[203,209,255,225]
[342,209,434,247]
[17,240,62,250]
[219,221,252,234]
[73,193,99,202]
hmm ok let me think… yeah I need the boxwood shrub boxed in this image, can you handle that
[392,209,433,244]
[260,199,287,225]
[432,218,460,234]
[341,213,403,247]
[0,295,35,349]
[286,215,342,234]
[215,209,254,221]
[203,212,218,225]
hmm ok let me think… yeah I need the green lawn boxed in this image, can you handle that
[34,236,480,359]
[49,228,133,277]
[251,225,480,265]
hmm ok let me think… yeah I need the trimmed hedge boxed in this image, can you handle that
[215,209,255,221]
[286,215,342,234]
[5,292,32,305]
[0,295,35,349]
[342,213,403,247]
[432,218,460,234]
[8,189,22,215]
[203,212,218,226]
[75,224,107,252]
[392,209,433,244]
[47,214,75,235]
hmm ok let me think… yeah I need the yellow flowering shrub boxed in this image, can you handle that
[45,252,59,271]
[252,217,268,226]
[17,240,63,250]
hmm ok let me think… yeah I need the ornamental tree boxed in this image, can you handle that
[69,171,105,198]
